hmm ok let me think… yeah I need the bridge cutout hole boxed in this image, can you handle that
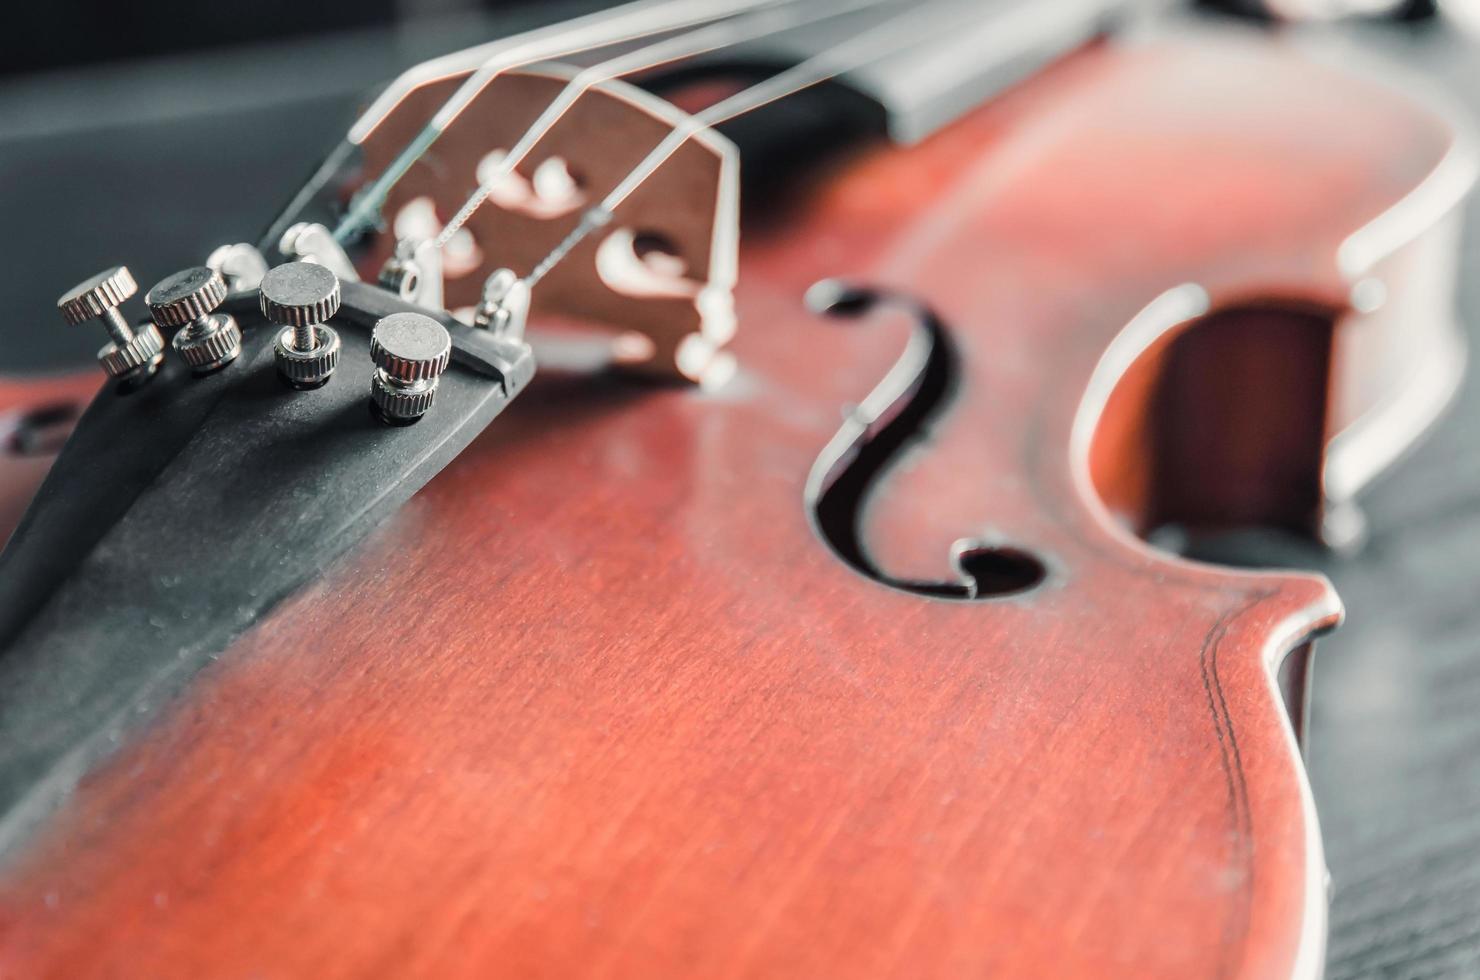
[474,150,587,219]
[392,195,482,280]
[596,228,698,300]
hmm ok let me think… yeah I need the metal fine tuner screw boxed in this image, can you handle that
[260,262,342,389]
[57,266,165,383]
[147,266,242,373]
[369,312,452,425]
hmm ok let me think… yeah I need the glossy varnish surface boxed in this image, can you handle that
[0,35,1457,978]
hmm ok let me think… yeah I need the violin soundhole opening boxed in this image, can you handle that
[953,544,1047,599]
[1089,299,1342,559]
[806,281,1048,601]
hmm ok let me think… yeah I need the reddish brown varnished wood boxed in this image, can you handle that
[0,35,1462,979]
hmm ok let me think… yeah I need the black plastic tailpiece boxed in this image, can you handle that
[0,281,534,853]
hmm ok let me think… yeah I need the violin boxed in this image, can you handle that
[0,1,1473,976]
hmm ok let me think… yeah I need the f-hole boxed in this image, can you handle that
[805,280,1047,600]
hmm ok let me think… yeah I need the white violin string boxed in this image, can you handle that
[432,0,889,251]
[524,0,968,288]
[334,0,785,243]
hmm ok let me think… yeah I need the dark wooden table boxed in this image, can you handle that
[1,6,1476,977]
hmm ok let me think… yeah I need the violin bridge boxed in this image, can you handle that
[350,65,740,385]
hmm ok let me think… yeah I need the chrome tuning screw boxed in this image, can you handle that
[369,312,452,425]
[260,262,342,389]
[57,266,165,383]
[147,266,242,374]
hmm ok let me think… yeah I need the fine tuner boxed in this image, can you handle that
[54,258,458,424]
[56,266,166,384]
[146,266,242,374]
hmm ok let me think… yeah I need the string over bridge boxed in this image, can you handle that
[350,65,739,384]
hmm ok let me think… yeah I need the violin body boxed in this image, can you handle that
[0,26,1471,980]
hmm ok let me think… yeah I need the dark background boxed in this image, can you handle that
[3,2,1479,976]
[6,0,466,76]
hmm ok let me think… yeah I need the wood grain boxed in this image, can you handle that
[0,31,1461,979]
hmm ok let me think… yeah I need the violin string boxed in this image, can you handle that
[334,0,787,244]
[431,0,890,252]
[523,0,969,289]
